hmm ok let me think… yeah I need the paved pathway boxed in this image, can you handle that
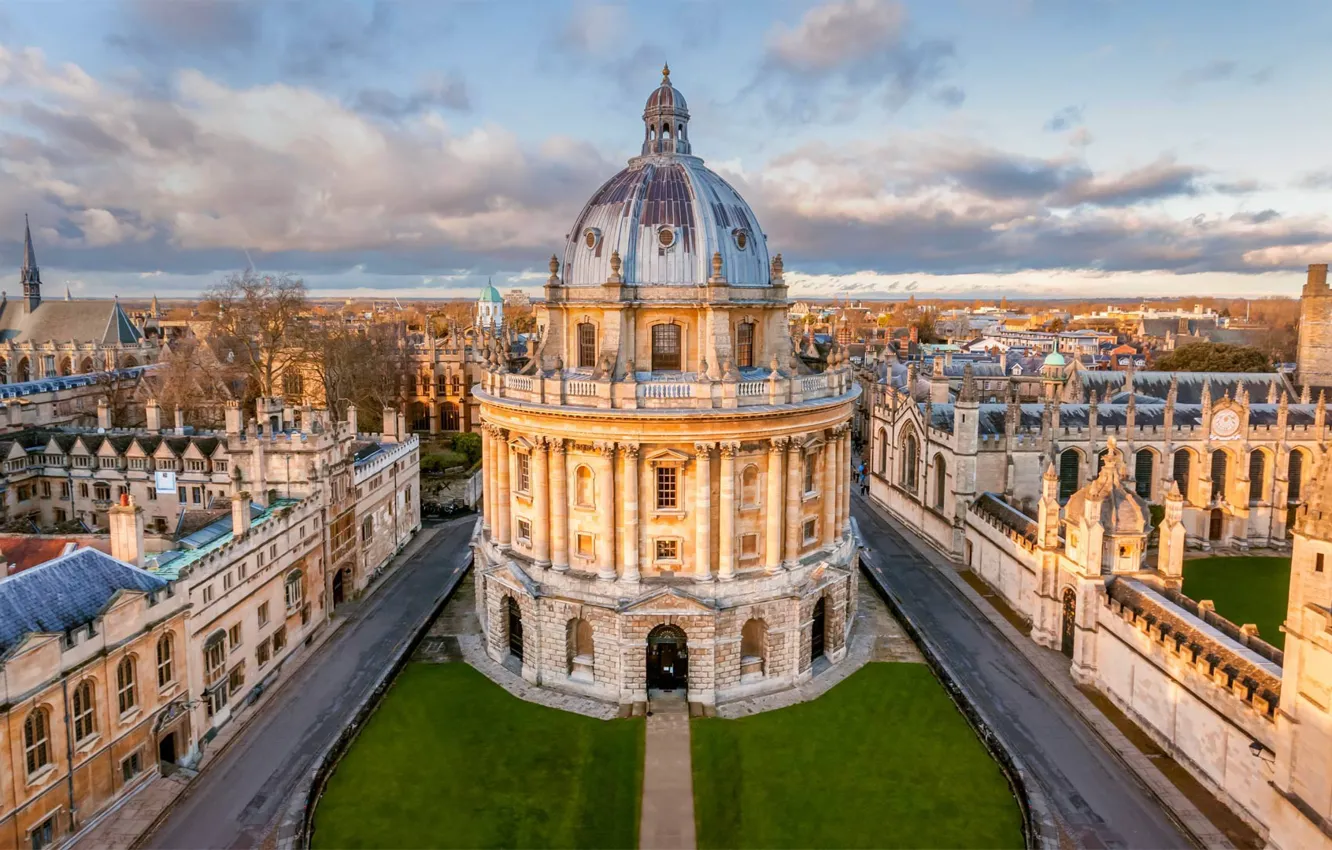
[639,694,696,850]
[138,516,475,850]
[853,495,1194,849]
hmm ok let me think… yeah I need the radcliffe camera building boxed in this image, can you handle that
[472,67,860,707]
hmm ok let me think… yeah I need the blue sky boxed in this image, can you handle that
[0,0,1329,299]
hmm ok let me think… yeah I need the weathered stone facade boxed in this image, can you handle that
[471,70,859,707]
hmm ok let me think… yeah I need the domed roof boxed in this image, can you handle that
[559,67,771,288]
[1064,440,1151,537]
[1043,350,1066,368]
[478,281,502,303]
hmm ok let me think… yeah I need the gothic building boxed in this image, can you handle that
[471,67,860,707]
[0,219,160,383]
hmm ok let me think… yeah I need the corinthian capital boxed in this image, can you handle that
[548,437,566,455]
[769,437,789,453]
[694,441,715,459]
[719,441,739,458]
[593,441,617,457]
[620,442,640,460]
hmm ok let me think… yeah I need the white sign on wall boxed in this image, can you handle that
[155,470,177,494]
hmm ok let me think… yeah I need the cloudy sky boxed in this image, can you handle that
[0,0,1329,300]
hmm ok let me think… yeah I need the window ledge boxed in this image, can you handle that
[25,764,57,787]
[118,707,142,725]
[158,682,179,699]
[651,509,686,519]
[74,733,102,754]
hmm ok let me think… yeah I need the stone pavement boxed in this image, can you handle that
[639,693,696,850]
[433,572,619,719]
[859,494,1249,849]
[717,575,922,718]
[69,522,448,850]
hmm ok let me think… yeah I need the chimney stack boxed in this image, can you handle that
[174,407,185,433]
[109,493,145,567]
[232,490,251,539]
[1307,263,1329,293]
[97,397,111,430]
[346,403,358,435]
[145,398,161,433]
[225,400,242,435]
[383,406,399,443]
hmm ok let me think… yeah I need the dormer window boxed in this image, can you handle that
[733,229,749,251]
[583,228,601,250]
[657,227,675,249]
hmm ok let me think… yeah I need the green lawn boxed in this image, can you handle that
[691,663,1024,850]
[1182,556,1292,649]
[312,663,644,849]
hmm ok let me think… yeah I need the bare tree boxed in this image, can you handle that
[206,270,309,400]
[152,336,245,428]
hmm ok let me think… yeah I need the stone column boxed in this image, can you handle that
[550,438,569,571]
[495,428,511,547]
[532,437,551,566]
[841,428,852,535]
[765,438,786,572]
[621,444,640,582]
[695,442,713,581]
[823,431,838,547]
[481,426,494,533]
[719,442,737,581]
[784,438,804,565]
[595,442,616,580]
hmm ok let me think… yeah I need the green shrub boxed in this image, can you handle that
[453,432,482,465]
[421,450,468,474]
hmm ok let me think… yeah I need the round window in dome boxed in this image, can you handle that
[583,228,601,250]
[657,227,675,249]
[733,229,749,251]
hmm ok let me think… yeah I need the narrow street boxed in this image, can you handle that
[142,517,476,850]
[852,496,1193,849]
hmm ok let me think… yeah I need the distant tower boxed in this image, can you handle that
[20,215,41,312]
[1296,263,1332,388]
[476,278,503,331]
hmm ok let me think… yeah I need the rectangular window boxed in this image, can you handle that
[656,466,677,510]
[40,480,50,498]
[238,561,248,580]
[121,750,142,783]
[177,486,186,502]
[735,322,754,369]
[1318,553,1325,573]
[804,454,817,494]
[79,482,90,498]
[228,623,242,650]
[60,481,70,499]
[803,517,818,542]
[214,460,228,473]
[272,627,287,654]
[655,539,679,562]
[258,601,269,626]
[517,452,531,493]
[257,638,271,667]
[228,664,245,694]
[202,584,214,604]
[191,486,202,504]
[578,323,597,368]
[651,323,682,371]
[516,518,532,543]
[95,482,111,501]
[187,460,206,472]
[575,532,594,558]
[223,572,233,592]
[30,816,54,850]
[147,487,157,501]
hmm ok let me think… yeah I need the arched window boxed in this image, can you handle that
[72,681,96,742]
[282,371,303,397]
[735,322,755,369]
[1289,451,1305,503]
[120,355,139,369]
[1249,450,1267,505]
[1096,448,1109,476]
[0,356,7,382]
[23,709,50,775]
[1211,450,1228,501]
[901,431,919,491]
[116,656,137,715]
[575,465,594,507]
[933,453,947,509]
[877,428,888,475]
[740,618,767,678]
[740,464,760,507]
[1058,449,1079,501]
[80,356,95,373]
[59,357,73,377]
[157,634,175,688]
[1174,449,1191,500]
[651,323,682,371]
[1134,450,1154,499]
[578,323,596,369]
[17,357,30,382]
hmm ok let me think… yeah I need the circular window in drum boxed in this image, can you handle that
[733,229,749,251]
[583,228,601,250]
[657,227,675,248]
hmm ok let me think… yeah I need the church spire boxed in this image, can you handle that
[20,214,41,311]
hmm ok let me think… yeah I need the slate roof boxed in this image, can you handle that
[0,298,143,344]
[1078,371,1289,404]
[0,547,167,655]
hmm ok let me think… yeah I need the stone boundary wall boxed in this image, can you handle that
[966,498,1041,619]
[283,530,475,850]
[869,475,958,557]
[859,562,1055,850]
[1093,579,1282,833]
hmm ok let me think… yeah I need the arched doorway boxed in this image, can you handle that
[158,732,177,765]
[646,624,687,692]
[811,597,827,663]
[1060,587,1077,657]
[1209,508,1224,541]
[332,568,346,606]
[507,597,524,662]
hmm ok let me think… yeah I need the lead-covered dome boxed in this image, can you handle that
[560,67,771,288]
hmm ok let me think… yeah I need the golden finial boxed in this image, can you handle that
[662,61,670,82]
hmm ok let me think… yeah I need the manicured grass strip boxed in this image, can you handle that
[312,663,644,849]
[1182,556,1291,649]
[691,663,1023,849]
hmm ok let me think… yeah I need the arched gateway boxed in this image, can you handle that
[647,625,688,693]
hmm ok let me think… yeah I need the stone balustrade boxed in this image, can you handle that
[479,365,855,411]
